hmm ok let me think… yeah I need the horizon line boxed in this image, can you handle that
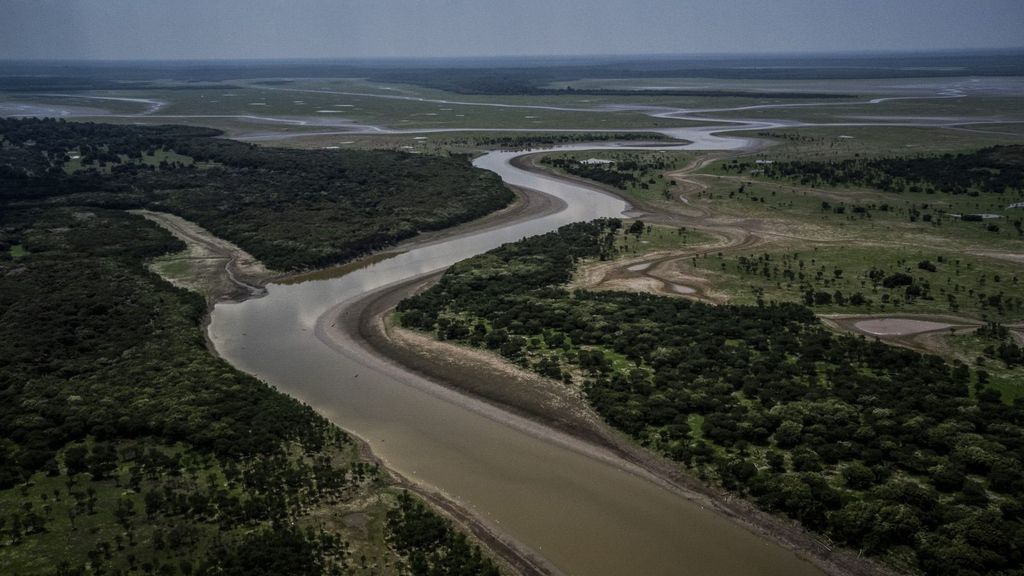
[2,46,1024,65]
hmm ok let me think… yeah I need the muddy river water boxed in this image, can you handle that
[207,141,823,575]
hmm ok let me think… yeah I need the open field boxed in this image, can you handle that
[706,95,1024,124]
[937,329,1024,401]
[7,73,1024,147]
[732,125,1024,160]
[0,82,709,133]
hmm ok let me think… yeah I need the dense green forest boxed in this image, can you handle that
[0,120,504,574]
[386,492,500,576]
[398,220,1024,576]
[724,145,1024,198]
[449,132,667,150]
[0,117,513,270]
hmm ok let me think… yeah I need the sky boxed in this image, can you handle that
[1,0,1023,60]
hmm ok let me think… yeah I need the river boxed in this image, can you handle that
[207,137,824,575]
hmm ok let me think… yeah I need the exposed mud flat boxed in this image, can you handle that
[131,209,274,301]
[671,283,697,294]
[822,314,983,359]
[853,318,955,336]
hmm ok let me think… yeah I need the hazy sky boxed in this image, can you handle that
[2,0,1023,60]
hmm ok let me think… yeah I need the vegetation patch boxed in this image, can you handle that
[724,145,1024,198]
[541,151,691,202]
[940,323,1024,402]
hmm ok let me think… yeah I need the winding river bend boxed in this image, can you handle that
[208,132,823,576]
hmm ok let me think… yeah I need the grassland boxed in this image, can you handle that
[62,148,216,174]
[734,125,1024,161]
[686,245,1023,320]
[612,223,717,254]
[23,82,705,131]
[261,130,678,155]
[710,95,1024,125]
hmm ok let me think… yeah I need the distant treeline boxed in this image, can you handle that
[6,51,1021,93]
[463,132,670,149]
[0,117,514,270]
[0,76,241,92]
[727,145,1024,196]
[399,219,1024,576]
[361,72,856,98]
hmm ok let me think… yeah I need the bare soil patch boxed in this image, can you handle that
[131,209,275,301]
[854,318,956,336]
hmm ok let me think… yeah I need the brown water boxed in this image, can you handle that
[208,145,824,576]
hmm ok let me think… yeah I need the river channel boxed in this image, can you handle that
[207,136,823,576]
